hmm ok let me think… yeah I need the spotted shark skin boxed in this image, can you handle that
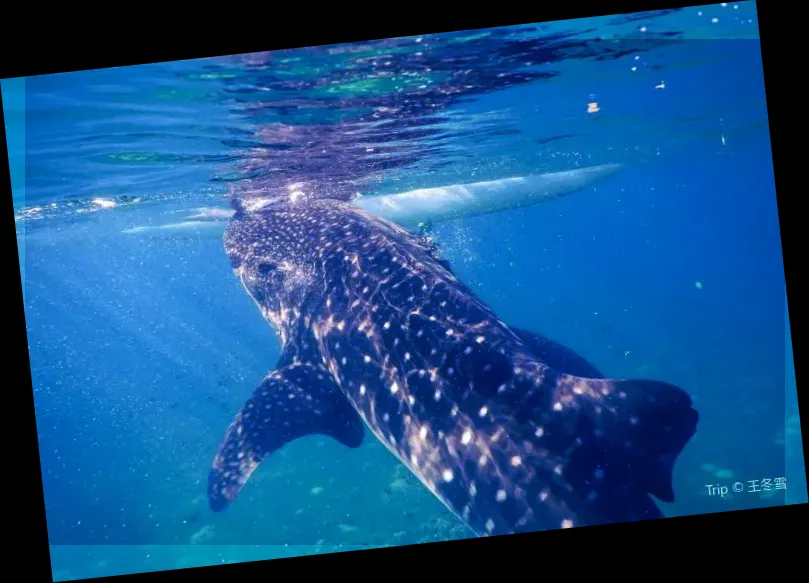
[207,192,698,537]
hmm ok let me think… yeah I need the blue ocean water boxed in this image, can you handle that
[3,2,806,580]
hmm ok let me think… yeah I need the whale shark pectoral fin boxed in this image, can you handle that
[207,364,364,512]
[510,326,604,378]
[523,372,698,522]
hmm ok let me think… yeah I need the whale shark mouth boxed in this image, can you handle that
[120,163,623,238]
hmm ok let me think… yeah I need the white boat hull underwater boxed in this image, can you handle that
[121,163,623,238]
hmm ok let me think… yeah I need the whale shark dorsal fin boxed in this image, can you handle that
[509,326,604,379]
[207,362,365,512]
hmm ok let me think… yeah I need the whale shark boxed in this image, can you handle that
[206,174,699,537]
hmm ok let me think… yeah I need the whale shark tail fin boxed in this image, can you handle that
[207,363,365,512]
[530,372,698,523]
[599,377,696,503]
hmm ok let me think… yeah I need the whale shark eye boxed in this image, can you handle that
[256,261,276,275]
